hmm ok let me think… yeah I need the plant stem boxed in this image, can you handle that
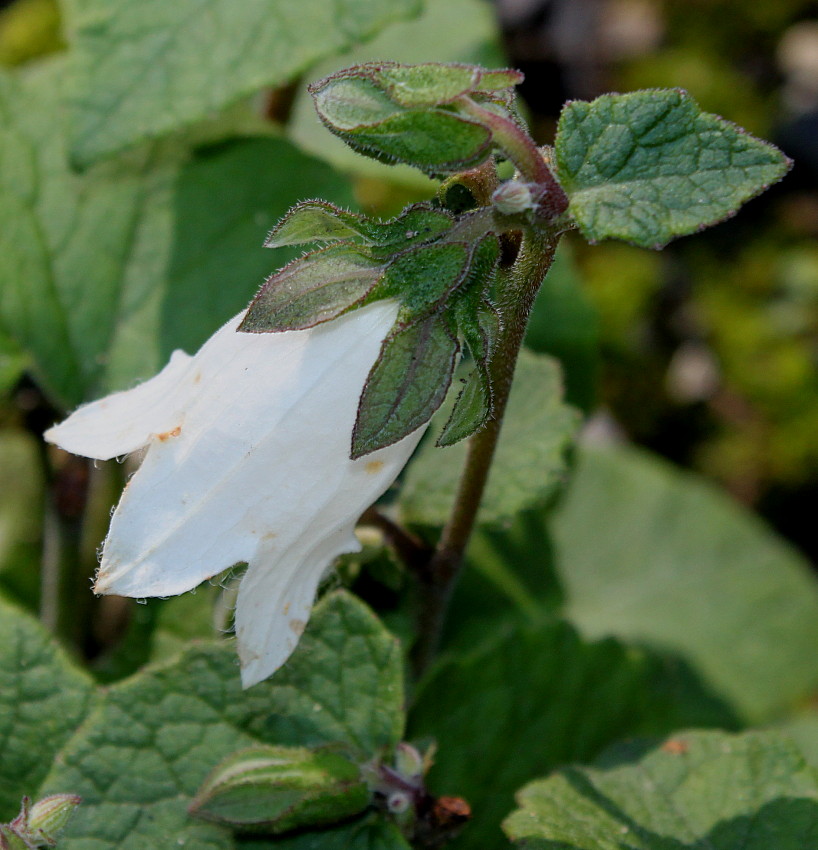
[455,96,558,191]
[411,228,559,677]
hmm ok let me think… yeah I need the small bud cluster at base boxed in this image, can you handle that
[364,743,471,844]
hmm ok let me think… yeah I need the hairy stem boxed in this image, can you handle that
[455,96,557,190]
[411,228,559,677]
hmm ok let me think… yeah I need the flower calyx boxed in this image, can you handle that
[240,63,571,459]
[0,795,81,849]
[241,198,507,459]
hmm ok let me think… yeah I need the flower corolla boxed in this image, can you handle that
[45,301,423,687]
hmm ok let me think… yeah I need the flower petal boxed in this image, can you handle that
[44,350,194,461]
[235,428,422,688]
[91,302,423,668]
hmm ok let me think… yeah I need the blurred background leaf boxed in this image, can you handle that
[61,0,422,165]
[0,60,354,410]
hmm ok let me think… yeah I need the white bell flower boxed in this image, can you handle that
[45,301,424,687]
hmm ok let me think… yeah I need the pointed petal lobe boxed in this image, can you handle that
[44,350,193,461]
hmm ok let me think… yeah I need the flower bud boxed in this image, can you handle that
[393,742,424,783]
[309,62,523,177]
[27,795,82,844]
[492,180,535,214]
[1,794,81,848]
[189,745,370,834]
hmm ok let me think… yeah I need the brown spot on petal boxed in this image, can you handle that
[365,460,384,475]
[157,425,182,441]
[283,602,290,615]
[193,372,202,384]
[289,618,306,636]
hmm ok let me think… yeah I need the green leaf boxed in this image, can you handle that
[40,591,404,848]
[503,729,818,849]
[288,0,506,189]
[377,241,472,317]
[352,313,459,459]
[265,201,367,248]
[266,202,455,254]
[0,60,354,408]
[436,367,492,447]
[400,350,579,526]
[63,0,422,166]
[0,595,97,818]
[409,620,736,850]
[550,445,818,722]
[312,85,493,177]
[240,245,384,332]
[376,62,480,106]
[555,89,792,248]
[149,585,225,664]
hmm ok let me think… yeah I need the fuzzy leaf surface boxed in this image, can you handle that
[40,592,404,849]
[0,60,353,408]
[266,203,455,260]
[550,445,818,722]
[63,0,421,165]
[353,313,459,458]
[409,620,735,850]
[400,350,579,526]
[0,596,97,818]
[289,0,507,189]
[325,108,492,176]
[504,729,818,849]
[555,89,791,247]
[436,367,492,446]
[241,245,383,332]
[377,241,472,317]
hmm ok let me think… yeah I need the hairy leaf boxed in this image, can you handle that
[378,241,472,318]
[436,367,492,447]
[0,596,96,818]
[352,313,459,458]
[288,0,507,189]
[241,245,384,332]
[41,592,404,848]
[266,201,455,254]
[555,89,792,247]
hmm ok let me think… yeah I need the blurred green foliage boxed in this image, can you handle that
[567,0,818,535]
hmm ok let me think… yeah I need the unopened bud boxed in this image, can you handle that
[394,743,424,782]
[189,745,370,834]
[27,795,82,844]
[387,791,412,814]
[492,180,535,214]
[310,62,524,177]
[1,794,81,848]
